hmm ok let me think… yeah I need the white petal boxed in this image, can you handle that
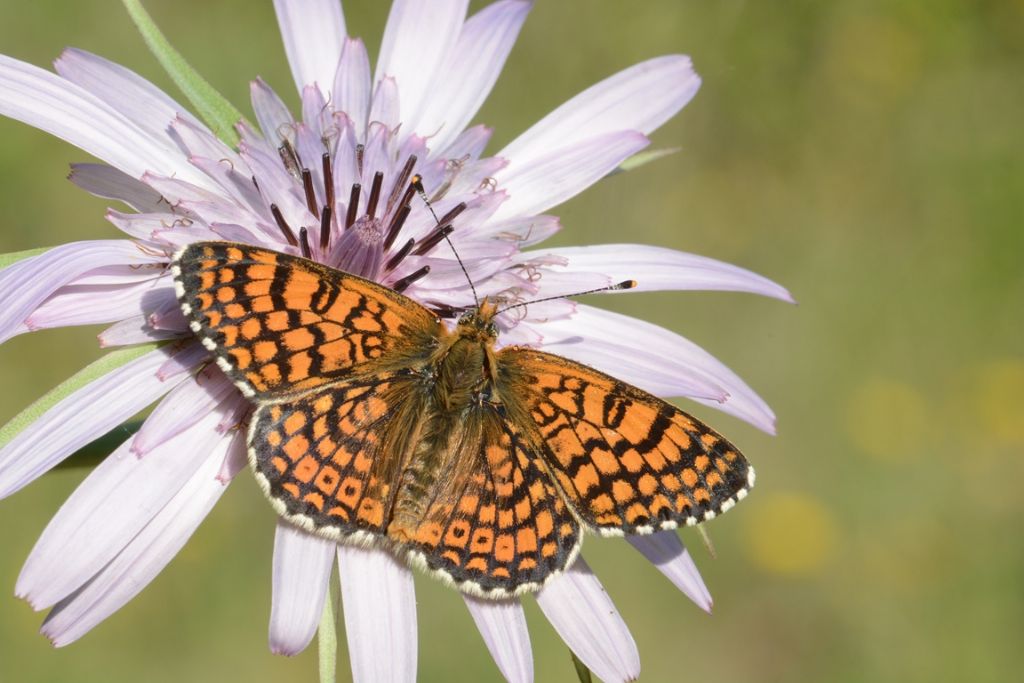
[0,54,207,185]
[337,545,417,682]
[0,345,189,500]
[535,557,639,683]
[131,369,236,455]
[25,282,175,333]
[156,339,208,382]
[269,523,336,656]
[520,244,795,301]
[375,0,469,134]
[273,0,346,93]
[368,76,400,132]
[499,55,700,171]
[491,131,649,221]
[16,409,232,610]
[54,48,202,144]
[627,532,712,613]
[534,304,777,433]
[98,315,184,347]
[463,595,533,683]
[332,38,371,138]
[40,431,240,646]
[0,240,163,344]
[438,123,493,161]
[474,214,559,246]
[250,77,295,144]
[416,0,532,153]
[68,163,166,212]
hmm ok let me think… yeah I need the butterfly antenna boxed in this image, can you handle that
[495,280,637,315]
[412,175,479,307]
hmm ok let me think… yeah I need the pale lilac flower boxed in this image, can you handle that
[0,1,791,680]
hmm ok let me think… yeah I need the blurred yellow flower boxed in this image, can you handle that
[971,360,1024,446]
[844,377,929,460]
[743,491,837,577]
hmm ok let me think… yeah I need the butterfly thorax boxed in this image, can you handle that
[386,302,503,538]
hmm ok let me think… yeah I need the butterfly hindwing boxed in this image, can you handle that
[172,242,440,400]
[498,348,754,535]
[392,407,581,597]
[248,370,427,540]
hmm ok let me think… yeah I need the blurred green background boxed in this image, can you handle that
[1,0,1022,681]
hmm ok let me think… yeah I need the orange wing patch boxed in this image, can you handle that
[391,415,581,598]
[248,371,421,538]
[172,242,440,400]
[499,348,754,535]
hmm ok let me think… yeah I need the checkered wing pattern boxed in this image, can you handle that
[394,410,581,597]
[499,348,755,535]
[172,242,440,400]
[248,370,424,538]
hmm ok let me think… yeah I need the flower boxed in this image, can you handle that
[0,0,792,680]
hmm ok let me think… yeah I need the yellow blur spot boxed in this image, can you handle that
[744,492,836,577]
[972,360,1024,445]
[844,377,928,460]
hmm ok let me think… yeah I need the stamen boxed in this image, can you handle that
[383,204,411,251]
[301,169,320,219]
[392,265,430,293]
[298,227,312,259]
[321,153,335,210]
[386,155,418,212]
[428,303,465,318]
[366,172,384,220]
[319,205,333,250]
[413,224,454,256]
[355,143,365,177]
[396,181,418,215]
[385,238,416,272]
[345,184,361,230]
[270,204,299,246]
[278,141,301,178]
[437,202,467,228]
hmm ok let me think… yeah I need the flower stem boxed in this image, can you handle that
[571,651,594,683]
[120,0,246,147]
[318,573,340,683]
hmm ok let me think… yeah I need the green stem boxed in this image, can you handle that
[572,651,595,683]
[121,0,246,147]
[318,574,340,683]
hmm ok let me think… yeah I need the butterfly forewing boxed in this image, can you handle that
[172,242,440,400]
[497,348,754,535]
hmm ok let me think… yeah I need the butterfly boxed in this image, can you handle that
[172,241,754,598]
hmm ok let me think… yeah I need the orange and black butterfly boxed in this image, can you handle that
[172,242,754,598]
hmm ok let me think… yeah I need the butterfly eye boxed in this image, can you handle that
[487,323,498,336]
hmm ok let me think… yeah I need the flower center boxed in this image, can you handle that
[260,137,469,294]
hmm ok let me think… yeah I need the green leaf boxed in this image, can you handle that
[121,0,246,147]
[571,651,594,683]
[611,147,682,176]
[0,246,49,272]
[318,574,340,683]
[0,343,163,451]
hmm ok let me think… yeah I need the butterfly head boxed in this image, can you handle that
[456,300,499,342]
